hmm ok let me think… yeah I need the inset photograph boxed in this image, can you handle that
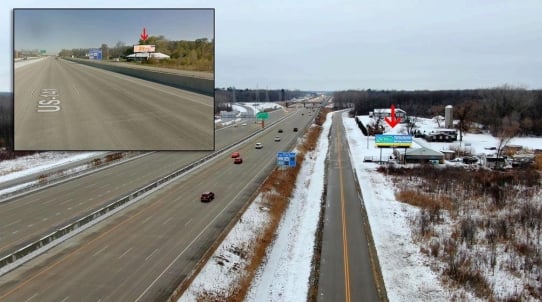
[14,9,214,150]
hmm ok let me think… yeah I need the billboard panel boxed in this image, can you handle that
[134,45,156,52]
[88,48,102,60]
[375,134,412,147]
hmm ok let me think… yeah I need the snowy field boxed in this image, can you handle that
[2,109,539,301]
[180,111,542,301]
[215,102,285,127]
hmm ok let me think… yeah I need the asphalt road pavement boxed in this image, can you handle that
[0,107,314,301]
[14,57,213,150]
[318,112,385,302]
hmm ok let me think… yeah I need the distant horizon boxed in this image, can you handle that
[14,9,214,55]
[3,1,542,92]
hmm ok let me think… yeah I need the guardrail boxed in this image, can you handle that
[63,58,213,96]
[0,112,294,275]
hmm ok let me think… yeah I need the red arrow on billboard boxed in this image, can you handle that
[385,104,401,128]
[140,27,149,41]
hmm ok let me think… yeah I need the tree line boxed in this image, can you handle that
[58,36,214,72]
[333,86,542,136]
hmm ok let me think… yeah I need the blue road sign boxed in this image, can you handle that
[277,152,296,167]
[89,48,102,60]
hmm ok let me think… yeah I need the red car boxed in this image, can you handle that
[200,192,215,202]
[234,157,243,164]
[231,151,240,158]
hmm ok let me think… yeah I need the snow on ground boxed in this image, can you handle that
[0,152,104,181]
[0,152,106,199]
[14,57,48,69]
[245,116,331,301]
[180,112,332,302]
[344,114,452,301]
[215,102,284,127]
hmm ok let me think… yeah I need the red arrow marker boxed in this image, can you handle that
[385,104,401,128]
[140,27,148,41]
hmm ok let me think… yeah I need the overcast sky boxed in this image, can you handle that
[2,0,542,91]
[14,9,213,53]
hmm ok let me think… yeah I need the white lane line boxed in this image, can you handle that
[27,224,34,228]
[42,217,48,221]
[145,249,159,261]
[118,248,133,259]
[60,296,69,302]
[184,218,193,226]
[25,293,37,301]
[162,217,173,225]
[134,171,262,302]
[56,212,61,216]
[92,245,109,257]
[12,230,18,235]
[142,216,153,224]
[4,219,22,228]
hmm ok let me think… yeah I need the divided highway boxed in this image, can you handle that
[14,57,213,150]
[0,106,315,301]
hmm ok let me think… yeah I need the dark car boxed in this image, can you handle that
[200,192,215,202]
[293,127,298,132]
[234,157,243,164]
[278,129,283,133]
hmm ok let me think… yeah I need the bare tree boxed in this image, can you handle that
[455,100,480,144]
[495,115,521,167]
[428,105,445,127]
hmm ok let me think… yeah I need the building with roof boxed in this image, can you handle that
[402,146,444,163]
[126,52,170,61]
[371,108,407,121]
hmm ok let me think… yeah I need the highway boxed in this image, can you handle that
[14,57,213,150]
[318,112,385,301]
[0,106,314,301]
[0,108,289,262]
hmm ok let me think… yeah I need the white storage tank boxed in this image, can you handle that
[445,105,453,128]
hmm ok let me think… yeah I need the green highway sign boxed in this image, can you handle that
[256,112,269,120]
[40,50,46,54]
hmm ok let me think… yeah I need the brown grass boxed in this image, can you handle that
[200,109,329,301]
[534,154,542,171]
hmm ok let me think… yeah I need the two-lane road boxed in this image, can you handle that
[14,57,213,150]
[318,112,386,301]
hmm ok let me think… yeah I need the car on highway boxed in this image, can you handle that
[255,142,263,149]
[234,157,243,164]
[200,192,215,202]
[274,136,281,142]
[293,127,298,132]
[241,123,247,126]
[231,151,240,158]
[278,129,283,133]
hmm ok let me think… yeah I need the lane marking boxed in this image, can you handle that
[162,217,173,225]
[60,296,69,302]
[4,219,22,228]
[184,218,193,226]
[118,248,132,259]
[25,293,37,301]
[145,249,159,261]
[92,245,109,257]
[337,116,351,302]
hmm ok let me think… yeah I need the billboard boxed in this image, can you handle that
[88,48,102,60]
[134,45,156,52]
[375,134,412,147]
